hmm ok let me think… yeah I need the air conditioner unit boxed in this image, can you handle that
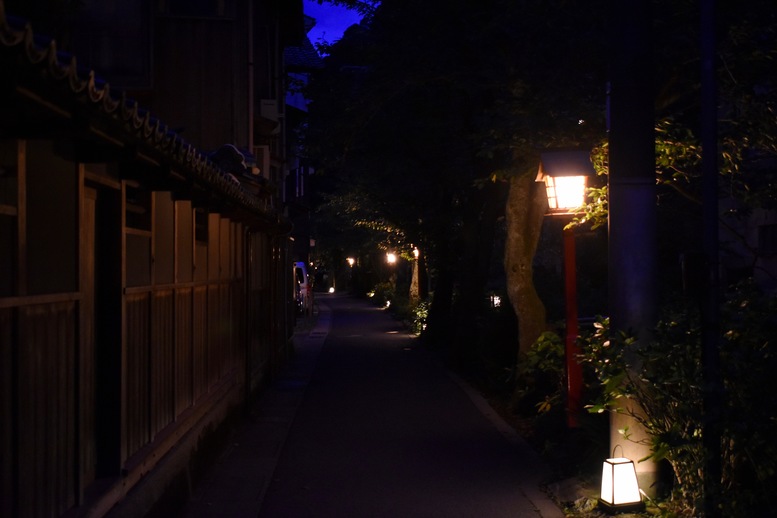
[260,99,280,122]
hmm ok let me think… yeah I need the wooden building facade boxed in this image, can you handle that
[0,1,303,516]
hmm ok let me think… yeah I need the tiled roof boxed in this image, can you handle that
[284,36,324,71]
[0,2,289,232]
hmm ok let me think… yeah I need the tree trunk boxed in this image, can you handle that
[504,173,548,358]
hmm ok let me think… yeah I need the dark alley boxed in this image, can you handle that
[185,295,563,518]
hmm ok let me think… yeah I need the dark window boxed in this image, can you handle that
[125,183,152,287]
[176,201,193,282]
[125,185,151,231]
[126,234,151,287]
[154,192,175,285]
[194,209,208,243]
[26,140,77,295]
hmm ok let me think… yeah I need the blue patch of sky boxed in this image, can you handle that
[303,1,363,46]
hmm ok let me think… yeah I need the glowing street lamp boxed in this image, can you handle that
[536,150,592,212]
[386,252,397,264]
[536,150,595,428]
[346,257,355,267]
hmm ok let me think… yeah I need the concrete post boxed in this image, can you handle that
[607,0,659,494]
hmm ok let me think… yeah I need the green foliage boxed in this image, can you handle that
[513,331,565,415]
[580,282,777,516]
[368,281,394,307]
[411,300,430,335]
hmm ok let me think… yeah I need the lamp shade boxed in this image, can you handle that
[536,150,595,212]
[598,456,645,513]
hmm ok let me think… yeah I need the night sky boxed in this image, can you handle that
[303,0,363,45]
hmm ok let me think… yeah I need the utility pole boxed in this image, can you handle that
[700,0,722,515]
[607,0,658,493]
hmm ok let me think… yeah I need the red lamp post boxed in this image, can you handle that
[536,150,595,428]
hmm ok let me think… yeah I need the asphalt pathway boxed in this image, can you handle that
[185,294,563,518]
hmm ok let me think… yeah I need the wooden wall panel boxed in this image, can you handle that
[153,193,175,285]
[192,286,208,399]
[0,308,13,518]
[175,288,193,415]
[220,283,232,376]
[208,214,220,281]
[80,187,97,492]
[125,293,150,458]
[230,282,244,373]
[220,219,231,280]
[17,302,77,517]
[175,201,193,283]
[207,284,221,385]
[151,290,174,436]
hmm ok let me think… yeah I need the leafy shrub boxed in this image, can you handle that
[412,300,430,335]
[369,281,394,307]
[513,331,565,415]
[580,281,777,516]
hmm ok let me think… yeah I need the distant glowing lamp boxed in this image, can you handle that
[328,287,335,294]
[347,257,356,267]
[535,150,595,212]
[598,452,645,514]
[386,252,397,264]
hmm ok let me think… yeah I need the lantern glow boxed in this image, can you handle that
[544,175,587,211]
[535,150,595,213]
[599,456,644,513]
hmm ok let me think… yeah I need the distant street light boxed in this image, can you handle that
[410,247,421,304]
[347,257,355,267]
[536,150,595,428]
[386,251,398,297]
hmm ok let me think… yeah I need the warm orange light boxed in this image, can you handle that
[536,150,594,213]
[544,175,587,211]
[346,257,355,267]
[386,252,397,264]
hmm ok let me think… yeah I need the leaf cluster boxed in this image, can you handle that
[512,331,565,416]
[580,282,777,516]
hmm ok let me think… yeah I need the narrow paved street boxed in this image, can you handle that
[186,294,563,518]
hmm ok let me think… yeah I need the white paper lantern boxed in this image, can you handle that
[598,455,645,513]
